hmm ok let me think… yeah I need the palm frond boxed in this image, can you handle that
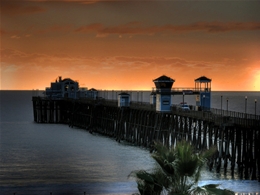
[128,168,166,195]
[190,184,235,195]
[151,142,176,177]
[174,141,200,177]
[128,170,154,184]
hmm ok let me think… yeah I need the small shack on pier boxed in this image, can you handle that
[118,92,130,107]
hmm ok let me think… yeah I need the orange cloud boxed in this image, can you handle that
[34,25,73,35]
[1,0,113,5]
[0,28,26,38]
[75,21,260,36]
[187,21,260,33]
[75,23,103,33]
[1,1,47,16]
[0,29,8,35]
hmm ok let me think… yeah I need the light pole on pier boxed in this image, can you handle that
[183,92,185,105]
[203,95,205,110]
[245,96,247,115]
[255,99,257,117]
[141,91,143,104]
[221,95,223,115]
[226,98,229,113]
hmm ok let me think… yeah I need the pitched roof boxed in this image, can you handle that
[61,78,78,84]
[195,76,211,82]
[153,75,175,82]
[118,92,130,96]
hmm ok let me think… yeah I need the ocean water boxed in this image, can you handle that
[0,90,259,195]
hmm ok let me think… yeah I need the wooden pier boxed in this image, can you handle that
[32,96,260,181]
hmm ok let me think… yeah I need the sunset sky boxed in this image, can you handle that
[1,0,260,91]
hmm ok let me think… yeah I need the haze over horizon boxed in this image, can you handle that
[1,0,260,91]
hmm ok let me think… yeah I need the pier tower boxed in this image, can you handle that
[153,75,175,112]
[195,76,212,110]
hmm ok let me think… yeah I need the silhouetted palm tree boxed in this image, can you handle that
[129,140,235,195]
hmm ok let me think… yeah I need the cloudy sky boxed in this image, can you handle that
[1,0,260,91]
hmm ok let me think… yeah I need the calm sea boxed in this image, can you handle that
[0,90,259,195]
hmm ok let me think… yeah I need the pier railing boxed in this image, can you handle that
[150,87,210,93]
[171,104,260,127]
[171,87,208,94]
[88,98,260,127]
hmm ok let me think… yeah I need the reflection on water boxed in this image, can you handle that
[0,121,156,194]
[0,182,138,195]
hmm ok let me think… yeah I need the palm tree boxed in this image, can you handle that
[129,140,235,195]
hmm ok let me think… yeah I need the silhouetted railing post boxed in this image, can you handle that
[221,95,223,116]
[245,96,247,118]
[226,98,229,116]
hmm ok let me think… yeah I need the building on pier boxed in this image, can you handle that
[45,77,99,100]
[45,76,79,99]
[153,75,175,112]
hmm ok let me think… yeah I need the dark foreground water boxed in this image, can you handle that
[0,91,259,195]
